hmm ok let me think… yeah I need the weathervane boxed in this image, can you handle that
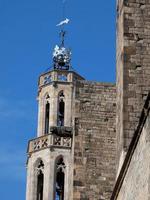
[52,0,71,70]
[57,18,70,47]
[56,0,70,47]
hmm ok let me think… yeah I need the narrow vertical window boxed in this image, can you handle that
[36,160,44,200]
[55,157,65,200]
[45,102,50,134]
[58,92,65,127]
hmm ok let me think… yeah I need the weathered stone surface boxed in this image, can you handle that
[26,1,150,199]
[112,93,150,200]
[116,0,150,173]
[73,81,117,200]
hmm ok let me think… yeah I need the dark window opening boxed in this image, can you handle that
[45,102,50,134]
[37,171,44,200]
[58,92,65,127]
[58,100,64,126]
[36,161,44,200]
[55,158,65,200]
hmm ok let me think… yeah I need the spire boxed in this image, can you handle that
[52,1,71,70]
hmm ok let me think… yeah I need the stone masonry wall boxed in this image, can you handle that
[116,0,150,172]
[116,104,150,200]
[73,81,117,200]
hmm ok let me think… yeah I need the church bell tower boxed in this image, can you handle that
[26,26,84,200]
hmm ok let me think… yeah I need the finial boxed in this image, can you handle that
[56,18,70,47]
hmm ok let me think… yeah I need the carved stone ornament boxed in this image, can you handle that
[36,160,44,175]
[56,158,66,173]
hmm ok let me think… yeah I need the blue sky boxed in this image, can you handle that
[0,0,115,199]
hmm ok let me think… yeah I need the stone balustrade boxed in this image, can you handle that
[38,70,84,88]
[28,134,72,153]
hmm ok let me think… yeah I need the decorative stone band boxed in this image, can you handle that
[27,134,72,153]
[38,70,85,88]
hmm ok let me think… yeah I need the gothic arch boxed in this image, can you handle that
[43,93,50,134]
[58,90,65,97]
[34,159,45,200]
[34,158,45,168]
[54,156,66,200]
[54,155,64,165]
[43,92,50,100]
[44,101,50,134]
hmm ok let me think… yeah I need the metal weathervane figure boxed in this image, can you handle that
[56,0,70,47]
[52,0,71,70]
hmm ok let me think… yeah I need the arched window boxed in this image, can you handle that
[57,91,65,127]
[36,160,44,200]
[44,94,50,134]
[55,157,66,200]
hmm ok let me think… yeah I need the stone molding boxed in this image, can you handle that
[27,133,72,153]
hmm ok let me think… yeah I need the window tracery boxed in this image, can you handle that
[55,157,66,200]
[36,160,44,200]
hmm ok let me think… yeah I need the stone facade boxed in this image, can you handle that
[73,81,116,200]
[26,0,150,199]
[111,93,150,200]
[116,0,150,172]
[26,148,73,200]
[117,103,150,200]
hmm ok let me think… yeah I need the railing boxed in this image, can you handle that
[28,134,72,153]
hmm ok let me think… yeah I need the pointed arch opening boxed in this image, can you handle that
[36,160,44,200]
[57,91,65,127]
[45,101,50,134]
[55,157,66,200]
[44,94,50,134]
